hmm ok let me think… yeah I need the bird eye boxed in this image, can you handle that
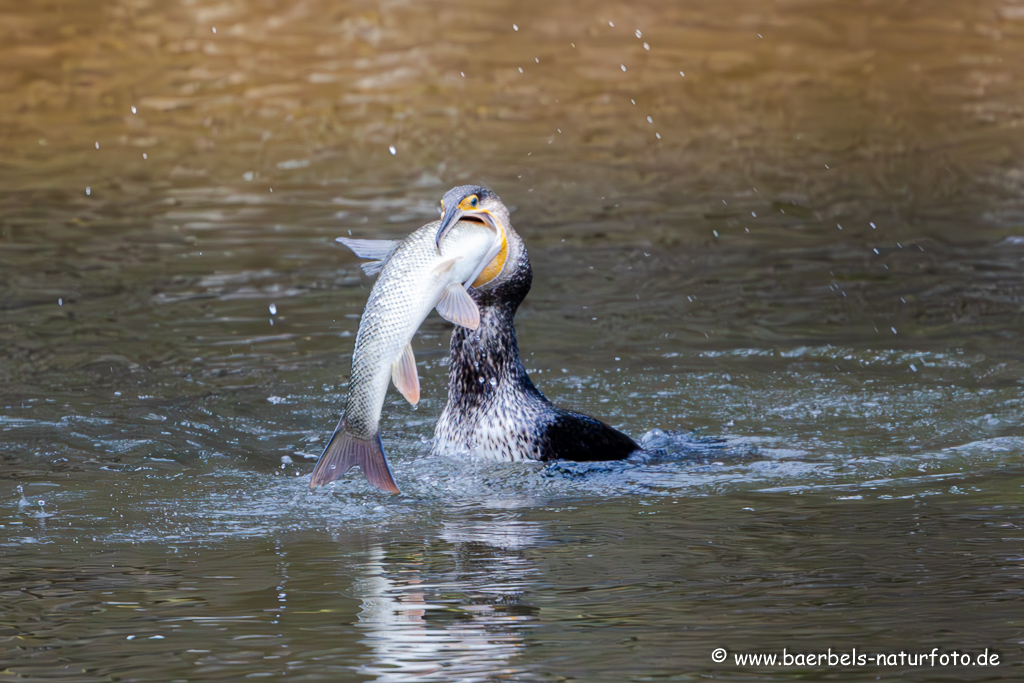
[469,195,479,207]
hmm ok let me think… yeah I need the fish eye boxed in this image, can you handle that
[469,195,479,208]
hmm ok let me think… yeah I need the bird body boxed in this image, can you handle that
[431,186,640,464]
[313,184,640,494]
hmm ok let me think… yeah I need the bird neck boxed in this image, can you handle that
[446,255,537,400]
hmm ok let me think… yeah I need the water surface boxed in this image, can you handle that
[2,0,1024,680]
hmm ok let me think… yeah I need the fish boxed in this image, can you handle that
[309,217,502,493]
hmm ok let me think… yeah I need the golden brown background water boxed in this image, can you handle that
[7,0,1024,226]
[2,0,1024,680]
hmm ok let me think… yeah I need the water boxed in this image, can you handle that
[3,0,1024,679]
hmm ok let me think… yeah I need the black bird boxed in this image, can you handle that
[431,185,640,463]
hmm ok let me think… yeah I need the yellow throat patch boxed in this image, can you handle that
[472,223,508,287]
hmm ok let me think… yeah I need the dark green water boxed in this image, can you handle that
[2,0,1024,680]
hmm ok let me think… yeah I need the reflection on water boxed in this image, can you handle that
[3,0,1024,679]
[4,496,1023,681]
[355,518,542,681]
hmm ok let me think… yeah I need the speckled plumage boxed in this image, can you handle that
[433,188,640,463]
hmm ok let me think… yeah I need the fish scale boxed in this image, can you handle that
[310,219,498,492]
[346,224,480,436]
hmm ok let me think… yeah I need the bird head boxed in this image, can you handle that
[435,185,515,288]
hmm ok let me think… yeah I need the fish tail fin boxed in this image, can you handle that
[309,419,400,493]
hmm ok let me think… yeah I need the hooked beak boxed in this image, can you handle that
[435,203,465,252]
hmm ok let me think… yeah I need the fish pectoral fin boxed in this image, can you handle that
[429,255,463,275]
[436,282,481,330]
[391,342,420,406]
[309,420,400,493]
[335,237,400,276]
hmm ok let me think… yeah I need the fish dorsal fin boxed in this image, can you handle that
[335,236,399,260]
[391,342,420,406]
[360,261,386,277]
[436,283,481,330]
[430,255,463,275]
[335,237,400,276]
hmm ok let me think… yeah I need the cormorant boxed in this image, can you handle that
[431,185,640,463]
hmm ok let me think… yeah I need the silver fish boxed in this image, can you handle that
[309,218,501,492]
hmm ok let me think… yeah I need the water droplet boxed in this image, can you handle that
[655,132,661,139]
[630,99,636,105]
[757,33,763,38]
[891,326,898,335]
[460,71,465,77]
[910,364,918,372]
[131,105,137,114]
[646,115,653,123]
[513,23,518,31]
[388,145,397,155]
[142,153,147,159]
[643,42,650,50]
[85,187,91,196]
[534,57,539,63]
[269,303,277,315]
[713,229,719,237]
[478,376,485,384]
[608,21,615,27]
[94,141,99,150]
[635,29,642,38]
[679,71,685,77]
[518,66,523,73]
[126,635,135,641]
[870,222,877,229]
[212,27,217,33]
[488,377,497,387]
[837,223,843,230]
[58,298,63,306]
[620,64,627,72]
[751,211,757,217]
